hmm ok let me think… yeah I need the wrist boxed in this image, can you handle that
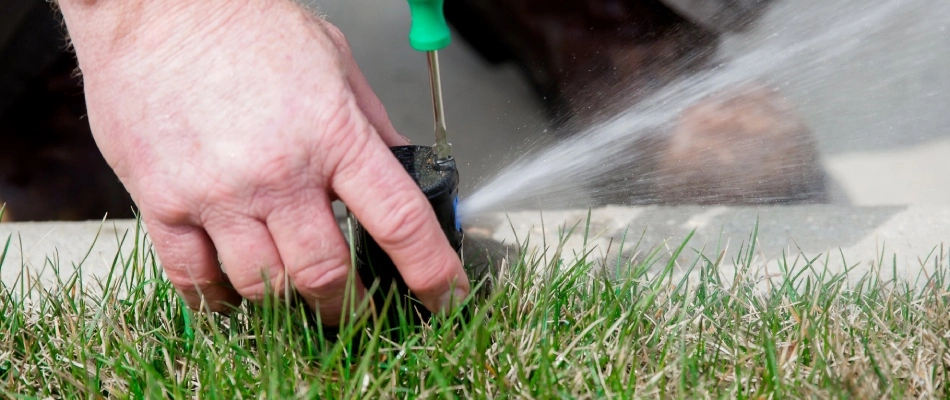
[57,0,292,74]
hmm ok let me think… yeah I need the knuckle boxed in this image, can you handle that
[163,265,218,294]
[320,104,371,177]
[372,199,432,251]
[408,263,450,296]
[164,271,196,292]
[147,204,192,226]
[252,156,297,184]
[291,258,350,299]
[230,267,286,301]
[407,242,463,296]
[319,22,352,54]
[136,179,194,224]
[199,184,239,210]
[244,158,311,207]
[197,186,248,225]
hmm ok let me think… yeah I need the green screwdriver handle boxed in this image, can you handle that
[407,0,451,51]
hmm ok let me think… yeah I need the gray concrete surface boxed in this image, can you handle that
[0,219,138,293]
[2,206,947,293]
[312,0,950,206]
[466,205,950,290]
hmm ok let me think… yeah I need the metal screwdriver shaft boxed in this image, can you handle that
[426,51,451,161]
[407,0,453,161]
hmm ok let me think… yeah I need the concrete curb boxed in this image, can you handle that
[0,219,139,292]
[465,205,950,289]
[1,205,947,292]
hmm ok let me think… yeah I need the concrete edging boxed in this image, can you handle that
[2,205,948,292]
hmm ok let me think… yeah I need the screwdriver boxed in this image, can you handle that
[348,0,466,339]
[407,0,452,162]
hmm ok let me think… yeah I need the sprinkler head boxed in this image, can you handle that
[352,145,465,337]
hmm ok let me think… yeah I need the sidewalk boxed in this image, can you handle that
[3,206,947,292]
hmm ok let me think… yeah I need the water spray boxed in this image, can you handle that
[352,0,464,329]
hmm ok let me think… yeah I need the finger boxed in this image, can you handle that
[266,190,363,326]
[203,215,288,303]
[332,130,470,314]
[147,220,241,313]
[323,23,408,146]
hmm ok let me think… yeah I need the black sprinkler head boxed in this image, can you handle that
[352,145,465,337]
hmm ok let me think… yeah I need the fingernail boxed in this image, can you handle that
[438,288,469,311]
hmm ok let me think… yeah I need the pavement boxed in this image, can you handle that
[0,219,138,293]
[465,205,950,290]
[2,206,947,293]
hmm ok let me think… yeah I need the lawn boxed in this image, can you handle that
[1,218,949,398]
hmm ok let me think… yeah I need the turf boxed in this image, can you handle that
[1,217,949,399]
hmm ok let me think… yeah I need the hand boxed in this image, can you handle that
[57,0,470,324]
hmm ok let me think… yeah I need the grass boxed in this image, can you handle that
[1,215,950,399]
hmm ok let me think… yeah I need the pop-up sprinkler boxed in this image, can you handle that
[352,0,464,331]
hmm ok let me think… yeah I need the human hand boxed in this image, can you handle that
[57,0,470,324]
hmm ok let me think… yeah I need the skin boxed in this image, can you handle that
[56,0,470,325]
